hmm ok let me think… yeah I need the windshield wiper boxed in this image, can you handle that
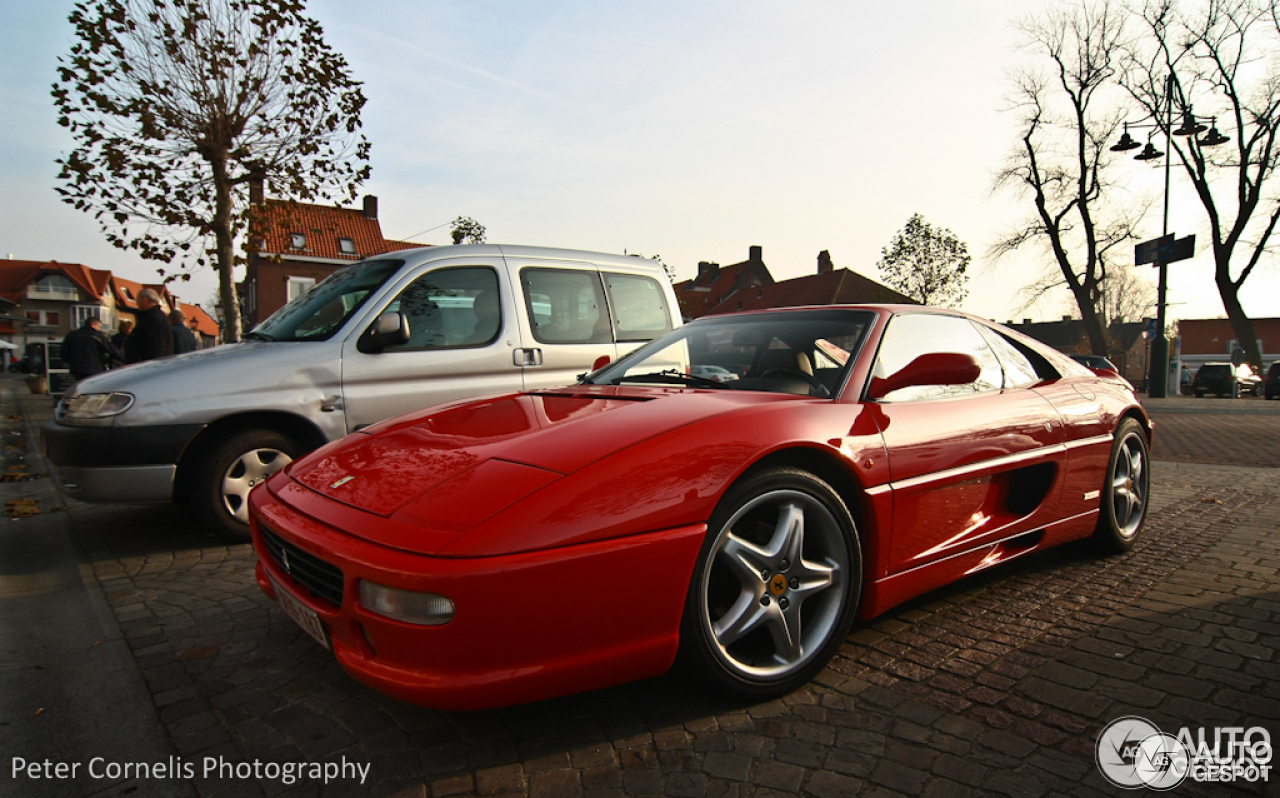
[612,369,729,389]
[242,331,276,341]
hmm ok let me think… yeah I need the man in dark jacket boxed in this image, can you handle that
[62,316,125,382]
[170,309,198,354]
[124,288,175,364]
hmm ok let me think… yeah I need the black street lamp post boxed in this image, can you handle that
[1111,74,1228,398]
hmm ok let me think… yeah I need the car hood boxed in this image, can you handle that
[285,386,784,522]
[67,341,341,425]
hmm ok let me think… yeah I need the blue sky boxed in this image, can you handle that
[2,0,1276,327]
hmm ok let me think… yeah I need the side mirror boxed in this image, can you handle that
[868,352,982,400]
[357,312,410,354]
[592,355,611,371]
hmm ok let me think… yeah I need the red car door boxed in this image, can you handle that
[865,313,1066,575]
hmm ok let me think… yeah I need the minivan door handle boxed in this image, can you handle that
[513,348,543,367]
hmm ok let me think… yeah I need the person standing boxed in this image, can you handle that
[111,319,133,351]
[62,316,125,382]
[170,309,198,354]
[124,288,175,364]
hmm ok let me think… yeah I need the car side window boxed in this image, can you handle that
[974,323,1041,388]
[381,267,501,352]
[521,268,611,345]
[871,313,1003,402]
[604,273,672,342]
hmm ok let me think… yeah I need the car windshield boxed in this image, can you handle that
[587,309,875,397]
[251,259,404,342]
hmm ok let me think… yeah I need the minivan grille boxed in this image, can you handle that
[260,525,344,608]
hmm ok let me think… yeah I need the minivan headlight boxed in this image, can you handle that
[60,392,135,423]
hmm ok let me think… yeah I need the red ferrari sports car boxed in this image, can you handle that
[249,305,1151,710]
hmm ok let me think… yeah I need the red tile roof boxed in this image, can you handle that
[0,259,109,303]
[711,269,915,315]
[179,302,220,337]
[253,200,427,261]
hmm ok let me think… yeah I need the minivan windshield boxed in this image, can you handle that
[251,259,404,342]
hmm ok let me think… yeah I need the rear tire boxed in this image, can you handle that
[1092,418,1150,554]
[192,429,299,542]
[678,466,861,701]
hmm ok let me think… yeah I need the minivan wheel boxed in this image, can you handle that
[193,429,299,542]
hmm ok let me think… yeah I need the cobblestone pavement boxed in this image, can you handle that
[13,387,1280,798]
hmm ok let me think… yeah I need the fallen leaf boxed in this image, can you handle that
[34,708,43,716]
[5,498,39,517]
[1199,498,1224,504]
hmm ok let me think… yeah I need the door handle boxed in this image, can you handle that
[513,348,543,367]
[320,395,343,412]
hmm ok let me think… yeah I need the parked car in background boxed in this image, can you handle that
[1193,362,1261,397]
[1069,354,1134,390]
[1069,354,1119,372]
[1267,362,1280,400]
[689,364,739,382]
[43,245,681,541]
[250,305,1151,710]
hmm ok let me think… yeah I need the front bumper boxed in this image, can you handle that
[249,474,705,711]
[41,421,203,503]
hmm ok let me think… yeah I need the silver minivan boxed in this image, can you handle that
[43,244,680,539]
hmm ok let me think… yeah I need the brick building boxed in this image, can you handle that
[674,247,913,321]
[241,191,426,327]
[1176,317,1279,373]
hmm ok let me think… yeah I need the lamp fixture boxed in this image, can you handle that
[1134,141,1164,161]
[1173,113,1207,136]
[1111,129,1141,152]
[1198,124,1230,147]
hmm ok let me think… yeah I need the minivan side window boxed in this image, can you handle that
[605,272,672,342]
[382,267,502,351]
[521,268,611,345]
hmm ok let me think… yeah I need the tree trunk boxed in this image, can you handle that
[210,156,242,344]
[1216,270,1262,371]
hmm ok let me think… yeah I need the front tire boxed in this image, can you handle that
[678,466,861,700]
[193,429,299,542]
[1092,418,1150,554]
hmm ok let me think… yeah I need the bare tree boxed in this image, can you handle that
[53,0,371,342]
[876,213,971,308]
[1120,0,1280,372]
[992,0,1141,355]
[1100,265,1157,325]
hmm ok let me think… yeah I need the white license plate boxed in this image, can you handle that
[270,575,331,650]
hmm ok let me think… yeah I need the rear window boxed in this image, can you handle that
[1199,365,1230,376]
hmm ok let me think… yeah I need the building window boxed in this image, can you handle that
[74,305,110,328]
[27,275,79,300]
[26,310,61,327]
[290,233,307,250]
[338,238,356,255]
[286,276,316,303]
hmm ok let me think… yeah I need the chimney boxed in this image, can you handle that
[248,173,265,206]
[697,261,720,285]
[749,245,762,265]
[1023,318,1033,324]
[817,250,834,274]
[363,195,378,220]
[1062,315,1072,322]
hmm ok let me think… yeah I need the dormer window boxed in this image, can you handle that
[290,233,307,249]
[338,238,356,255]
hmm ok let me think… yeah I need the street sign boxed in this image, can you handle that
[1135,233,1195,265]
[1135,234,1174,265]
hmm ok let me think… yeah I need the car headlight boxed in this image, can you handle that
[358,581,455,626]
[59,392,135,425]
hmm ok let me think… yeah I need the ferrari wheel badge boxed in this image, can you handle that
[769,574,787,596]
